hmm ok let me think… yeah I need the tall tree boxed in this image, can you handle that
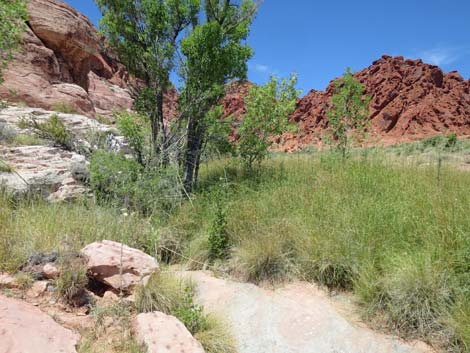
[0,0,28,84]
[95,0,200,163]
[326,68,371,159]
[180,0,258,192]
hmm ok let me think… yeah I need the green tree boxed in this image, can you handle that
[0,0,28,84]
[95,0,200,163]
[326,68,371,159]
[180,0,258,193]
[237,75,300,170]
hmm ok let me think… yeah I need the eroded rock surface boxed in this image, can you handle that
[185,271,433,353]
[0,294,80,353]
[282,55,470,150]
[0,145,88,201]
[134,312,205,353]
[81,240,159,292]
[0,0,133,117]
[0,106,131,201]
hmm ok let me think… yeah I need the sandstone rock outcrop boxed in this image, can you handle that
[222,57,470,151]
[184,271,432,353]
[282,55,470,150]
[81,240,159,292]
[0,106,131,201]
[0,0,133,117]
[134,311,206,353]
[0,294,80,353]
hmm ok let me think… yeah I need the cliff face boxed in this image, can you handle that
[0,0,133,117]
[281,55,470,151]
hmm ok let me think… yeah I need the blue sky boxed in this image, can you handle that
[66,0,470,94]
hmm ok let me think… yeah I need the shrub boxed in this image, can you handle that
[0,159,13,173]
[208,185,230,261]
[326,68,371,159]
[55,257,89,306]
[446,133,458,149]
[115,111,148,165]
[449,295,470,351]
[135,272,207,334]
[237,75,299,170]
[232,234,296,284]
[135,271,187,314]
[194,315,237,353]
[28,114,72,149]
[376,254,453,339]
[89,151,141,205]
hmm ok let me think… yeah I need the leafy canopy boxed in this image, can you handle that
[237,75,300,169]
[96,0,200,86]
[326,68,371,157]
[0,0,28,84]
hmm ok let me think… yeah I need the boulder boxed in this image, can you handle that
[134,312,205,353]
[0,294,80,353]
[0,0,134,117]
[81,240,159,292]
[26,280,50,298]
[0,273,18,289]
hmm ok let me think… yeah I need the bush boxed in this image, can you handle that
[89,151,141,205]
[374,254,453,339]
[135,272,207,334]
[115,112,148,165]
[194,315,237,353]
[55,257,89,306]
[28,114,72,149]
[208,185,230,261]
[135,271,187,314]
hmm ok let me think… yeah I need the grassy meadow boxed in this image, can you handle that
[1,139,470,351]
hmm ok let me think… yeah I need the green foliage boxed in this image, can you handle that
[96,0,201,157]
[89,151,142,205]
[180,0,257,192]
[135,272,207,335]
[0,159,13,173]
[90,151,183,217]
[135,271,187,314]
[0,190,155,272]
[0,0,28,84]
[96,0,200,85]
[115,111,149,164]
[237,76,299,169]
[326,68,371,158]
[55,258,89,306]
[52,102,78,114]
[194,316,237,353]
[208,184,230,261]
[172,286,208,334]
[28,114,72,149]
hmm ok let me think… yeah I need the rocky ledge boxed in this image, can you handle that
[0,105,129,201]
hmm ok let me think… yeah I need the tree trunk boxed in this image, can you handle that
[183,117,204,194]
[156,89,169,166]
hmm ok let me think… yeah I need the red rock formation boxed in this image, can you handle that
[0,0,134,117]
[282,55,470,150]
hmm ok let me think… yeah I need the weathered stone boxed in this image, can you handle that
[26,280,50,298]
[81,240,159,292]
[0,273,18,289]
[184,271,433,353]
[134,312,205,353]
[43,263,60,279]
[0,294,79,353]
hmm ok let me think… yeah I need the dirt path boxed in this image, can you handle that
[185,271,435,353]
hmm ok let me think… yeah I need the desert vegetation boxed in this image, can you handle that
[2,137,470,351]
[1,0,470,352]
